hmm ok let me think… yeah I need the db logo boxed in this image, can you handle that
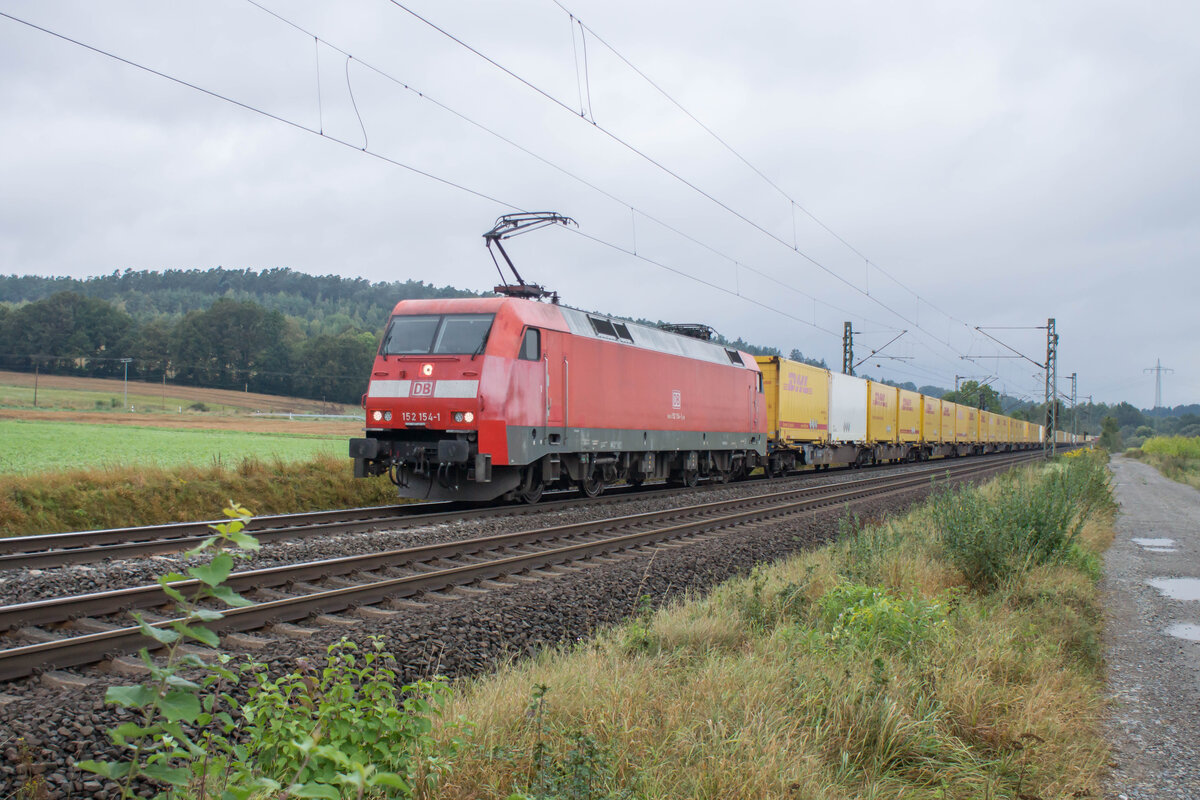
[671,390,682,409]
[412,381,435,397]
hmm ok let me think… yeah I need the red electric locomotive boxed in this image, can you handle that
[349,295,768,502]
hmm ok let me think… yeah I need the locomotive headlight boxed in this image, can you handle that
[383,411,392,421]
[371,410,383,422]
[453,412,464,423]
[464,411,475,423]
[421,363,434,377]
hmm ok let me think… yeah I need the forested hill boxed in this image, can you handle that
[0,268,479,336]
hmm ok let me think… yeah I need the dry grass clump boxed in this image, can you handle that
[0,453,399,536]
[430,453,1114,800]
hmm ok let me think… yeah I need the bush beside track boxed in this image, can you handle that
[433,450,1115,799]
[0,454,400,537]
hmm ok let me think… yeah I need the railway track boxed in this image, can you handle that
[0,451,1039,570]
[0,450,1039,682]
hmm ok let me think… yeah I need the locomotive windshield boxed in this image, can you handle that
[380,313,495,356]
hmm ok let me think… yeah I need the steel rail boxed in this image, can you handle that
[0,483,689,569]
[0,454,1033,632]
[0,451,1038,569]
[0,452,1038,682]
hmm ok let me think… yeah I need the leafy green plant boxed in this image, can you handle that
[78,504,456,799]
[816,582,947,652]
[237,637,453,798]
[78,502,259,795]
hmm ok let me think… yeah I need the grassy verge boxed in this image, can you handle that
[1126,435,1200,490]
[0,454,400,536]
[430,450,1115,799]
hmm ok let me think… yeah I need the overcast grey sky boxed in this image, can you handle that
[1,0,1196,409]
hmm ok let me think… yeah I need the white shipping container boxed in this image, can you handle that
[829,373,868,442]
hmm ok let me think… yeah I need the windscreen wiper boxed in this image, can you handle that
[471,323,493,361]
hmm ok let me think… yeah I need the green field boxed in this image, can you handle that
[0,419,346,475]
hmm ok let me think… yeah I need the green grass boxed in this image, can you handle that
[0,419,346,475]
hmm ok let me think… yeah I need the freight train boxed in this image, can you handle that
[349,295,1077,502]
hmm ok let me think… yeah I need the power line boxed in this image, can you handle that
[0,8,848,343]
[553,0,971,330]
[382,0,976,368]
[240,0,881,332]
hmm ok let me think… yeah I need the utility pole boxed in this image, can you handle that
[120,358,133,411]
[1044,318,1058,457]
[842,322,854,376]
[1143,359,1174,409]
[1070,372,1077,441]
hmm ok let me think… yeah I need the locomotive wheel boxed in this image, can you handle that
[519,481,544,504]
[579,474,605,498]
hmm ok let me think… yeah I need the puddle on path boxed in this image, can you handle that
[1143,547,1179,553]
[1166,623,1200,642]
[1133,538,1176,548]
[1147,578,1200,601]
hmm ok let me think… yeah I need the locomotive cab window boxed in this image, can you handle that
[380,313,495,355]
[519,327,541,361]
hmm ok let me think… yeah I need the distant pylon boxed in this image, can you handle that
[1144,359,1174,408]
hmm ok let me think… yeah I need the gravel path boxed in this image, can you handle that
[1103,455,1200,799]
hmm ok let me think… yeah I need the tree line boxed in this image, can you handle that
[0,293,379,404]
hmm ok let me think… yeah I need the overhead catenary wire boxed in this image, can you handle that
[381,0,975,368]
[2,7,1036,395]
[238,0,885,332]
[0,7,844,343]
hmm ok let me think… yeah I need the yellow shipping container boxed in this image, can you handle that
[922,395,942,442]
[941,401,956,444]
[755,356,830,444]
[867,381,898,443]
[898,389,922,443]
[964,407,979,443]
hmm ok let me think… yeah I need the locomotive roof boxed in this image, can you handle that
[389,296,758,370]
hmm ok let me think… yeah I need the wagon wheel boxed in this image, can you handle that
[626,475,645,489]
[681,469,699,488]
[712,468,731,484]
[579,473,605,498]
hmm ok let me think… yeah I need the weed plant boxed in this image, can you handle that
[930,449,1114,590]
[79,504,456,799]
